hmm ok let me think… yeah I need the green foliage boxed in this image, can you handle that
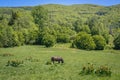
[6,59,23,67]
[2,53,14,57]
[73,32,96,50]
[104,34,114,49]
[80,63,112,77]
[0,9,38,47]
[93,35,106,50]
[57,34,70,43]
[95,65,112,77]
[32,6,48,29]
[102,33,109,44]
[25,56,39,62]
[0,4,120,50]
[8,10,21,25]
[113,33,120,50]
[80,63,94,75]
[74,19,91,33]
[0,25,15,47]
[45,61,52,65]
[42,34,56,47]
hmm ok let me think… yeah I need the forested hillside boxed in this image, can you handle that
[0,4,120,50]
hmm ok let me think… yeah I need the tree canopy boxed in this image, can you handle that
[0,4,120,50]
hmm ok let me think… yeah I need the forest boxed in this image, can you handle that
[0,4,120,50]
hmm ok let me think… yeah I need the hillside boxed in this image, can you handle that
[0,4,120,49]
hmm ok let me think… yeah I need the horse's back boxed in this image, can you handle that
[51,56,62,60]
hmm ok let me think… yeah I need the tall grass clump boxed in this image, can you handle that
[80,63,94,75]
[95,65,112,77]
[80,63,112,77]
[6,59,23,67]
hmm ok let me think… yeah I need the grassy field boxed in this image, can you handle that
[0,45,120,80]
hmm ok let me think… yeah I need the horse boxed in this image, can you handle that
[51,56,64,64]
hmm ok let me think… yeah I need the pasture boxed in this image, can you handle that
[0,45,120,80]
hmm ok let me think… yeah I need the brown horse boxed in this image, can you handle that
[51,56,64,64]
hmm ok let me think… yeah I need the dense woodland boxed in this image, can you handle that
[0,4,120,50]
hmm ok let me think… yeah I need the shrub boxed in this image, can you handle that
[93,35,106,50]
[95,65,112,76]
[73,32,96,50]
[57,34,70,43]
[42,34,56,47]
[45,61,52,65]
[2,53,14,57]
[113,33,120,50]
[25,56,33,61]
[6,59,23,67]
[25,56,39,62]
[80,63,94,75]
[80,63,112,77]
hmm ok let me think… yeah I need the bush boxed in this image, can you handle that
[80,63,94,75]
[73,32,96,50]
[25,56,39,62]
[42,34,56,47]
[57,34,70,43]
[2,53,14,57]
[45,61,52,65]
[6,59,23,67]
[80,63,112,77]
[113,33,120,50]
[95,65,112,76]
[93,35,106,50]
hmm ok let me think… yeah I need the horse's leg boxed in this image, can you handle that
[61,59,64,63]
[52,61,54,64]
[58,60,60,64]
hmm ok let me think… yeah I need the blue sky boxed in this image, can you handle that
[0,0,120,7]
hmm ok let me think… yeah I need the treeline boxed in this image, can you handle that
[0,9,38,47]
[0,4,120,50]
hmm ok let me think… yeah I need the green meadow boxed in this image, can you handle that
[0,45,120,80]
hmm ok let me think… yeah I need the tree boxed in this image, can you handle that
[42,34,56,47]
[0,26,16,47]
[93,35,106,50]
[57,34,70,43]
[8,10,21,25]
[32,6,48,29]
[10,10,38,45]
[86,16,100,35]
[12,31,25,46]
[0,18,16,47]
[73,32,96,50]
[74,19,84,32]
[114,33,120,50]
[74,19,91,33]
[32,6,49,45]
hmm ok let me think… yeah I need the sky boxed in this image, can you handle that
[0,0,120,7]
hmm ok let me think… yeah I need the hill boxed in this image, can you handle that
[0,4,120,49]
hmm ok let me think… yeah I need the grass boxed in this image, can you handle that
[0,45,120,80]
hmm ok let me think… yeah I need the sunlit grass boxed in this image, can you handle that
[0,45,120,80]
